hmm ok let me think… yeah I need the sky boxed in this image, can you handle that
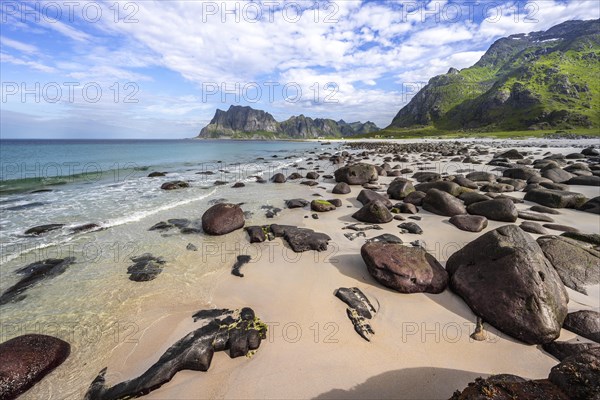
[1,0,599,138]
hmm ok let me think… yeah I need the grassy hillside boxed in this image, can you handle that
[389,19,600,132]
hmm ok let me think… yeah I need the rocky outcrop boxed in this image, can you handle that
[198,105,379,139]
[446,225,568,344]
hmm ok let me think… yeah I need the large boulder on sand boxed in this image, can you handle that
[563,310,600,343]
[357,189,392,208]
[361,242,448,293]
[446,225,568,344]
[332,182,351,194]
[466,198,518,222]
[334,163,378,185]
[202,203,245,235]
[548,348,600,400]
[524,188,587,209]
[0,334,70,399]
[387,178,415,200]
[422,188,467,216]
[352,200,393,223]
[537,236,600,295]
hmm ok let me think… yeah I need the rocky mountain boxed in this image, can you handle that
[198,106,379,139]
[389,19,600,131]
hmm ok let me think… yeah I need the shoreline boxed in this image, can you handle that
[4,138,599,399]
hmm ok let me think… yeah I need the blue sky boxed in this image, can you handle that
[1,0,599,138]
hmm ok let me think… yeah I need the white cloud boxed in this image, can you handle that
[0,37,39,54]
[0,53,56,73]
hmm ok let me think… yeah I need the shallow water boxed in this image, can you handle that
[0,139,337,399]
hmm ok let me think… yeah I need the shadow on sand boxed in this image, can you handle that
[312,367,485,400]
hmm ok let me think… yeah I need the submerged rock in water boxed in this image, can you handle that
[85,308,267,400]
[0,257,75,305]
[335,287,377,341]
[24,224,64,236]
[160,180,189,190]
[126,254,166,282]
[0,334,71,399]
[231,255,252,277]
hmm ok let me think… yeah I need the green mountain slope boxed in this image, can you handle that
[389,19,600,132]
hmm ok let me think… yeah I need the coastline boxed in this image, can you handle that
[4,138,599,399]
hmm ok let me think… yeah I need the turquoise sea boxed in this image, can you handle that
[0,139,325,263]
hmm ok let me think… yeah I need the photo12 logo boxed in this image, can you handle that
[1,82,139,104]
[201,81,339,104]
[1,1,139,24]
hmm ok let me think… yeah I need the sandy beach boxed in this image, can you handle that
[24,138,593,400]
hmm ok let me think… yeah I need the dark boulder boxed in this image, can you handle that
[578,196,600,214]
[403,191,426,206]
[271,173,286,183]
[414,181,463,196]
[334,163,378,185]
[541,168,574,183]
[563,310,600,343]
[543,341,600,361]
[386,178,415,200]
[352,200,393,223]
[357,189,392,208]
[160,181,189,190]
[285,199,309,209]
[450,374,569,400]
[446,225,568,344]
[361,242,447,294]
[398,222,423,234]
[524,189,587,209]
[246,226,266,243]
[306,172,319,180]
[538,235,600,294]
[283,227,331,252]
[548,348,600,400]
[449,215,488,233]
[466,171,496,182]
[518,211,554,222]
[567,175,600,186]
[201,203,245,235]
[332,182,351,194]
[467,198,517,222]
[458,192,490,206]
[0,334,70,399]
[520,221,548,235]
[412,171,440,182]
[422,188,467,217]
[311,200,336,212]
[148,171,166,177]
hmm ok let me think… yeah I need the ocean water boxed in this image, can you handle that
[0,139,337,399]
[0,139,326,262]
